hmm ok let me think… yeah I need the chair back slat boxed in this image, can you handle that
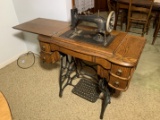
[127,0,154,36]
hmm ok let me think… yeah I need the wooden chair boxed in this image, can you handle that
[107,0,116,12]
[126,0,154,36]
[0,92,12,120]
[152,14,160,44]
[115,0,129,30]
[152,11,159,28]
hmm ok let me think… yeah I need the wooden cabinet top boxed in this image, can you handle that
[13,18,70,36]
[13,18,146,67]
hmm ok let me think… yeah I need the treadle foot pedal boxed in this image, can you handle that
[72,79,101,102]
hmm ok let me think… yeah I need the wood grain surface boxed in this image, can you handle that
[0,92,12,120]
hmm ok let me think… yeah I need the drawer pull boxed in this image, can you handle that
[43,56,46,60]
[42,46,46,51]
[116,69,122,76]
[114,81,119,87]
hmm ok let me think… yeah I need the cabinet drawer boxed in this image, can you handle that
[108,75,129,91]
[97,65,109,81]
[109,64,134,91]
[39,42,51,52]
[40,51,60,63]
[111,64,131,78]
[51,51,60,63]
[40,51,52,63]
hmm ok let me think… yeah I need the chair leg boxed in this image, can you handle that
[152,25,159,45]
[126,20,131,32]
[146,18,152,35]
[120,17,123,30]
[142,23,148,37]
[120,12,125,30]
[126,21,129,32]
[114,13,119,30]
[153,12,159,28]
[142,27,145,37]
[152,37,157,45]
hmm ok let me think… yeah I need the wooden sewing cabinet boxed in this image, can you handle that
[13,18,146,119]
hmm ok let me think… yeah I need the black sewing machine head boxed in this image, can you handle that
[71,8,107,34]
[61,8,116,47]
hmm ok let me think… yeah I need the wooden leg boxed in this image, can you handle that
[126,19,130,32]
[152,24,160,45]
[114,13,119,30]
[152,37,157,45]
[142,24,147,37]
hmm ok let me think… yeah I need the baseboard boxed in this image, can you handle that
[0,51,28,69]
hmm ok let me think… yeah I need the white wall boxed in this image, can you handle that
[13,0,72,23]
[12,0,72,54]
[0,0,72,69]
[0,0,27,69]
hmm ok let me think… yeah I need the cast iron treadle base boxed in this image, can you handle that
[72,79,101,103]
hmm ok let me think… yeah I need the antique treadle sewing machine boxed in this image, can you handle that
[13,8,146,119]
[59,8,116,119]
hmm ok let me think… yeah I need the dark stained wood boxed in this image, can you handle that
[112,0,160,10]
[72,0,75,8]
[13,18,146,91]
[126,0,154,36]
[152,13,160,44]
[94,0,108,12]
